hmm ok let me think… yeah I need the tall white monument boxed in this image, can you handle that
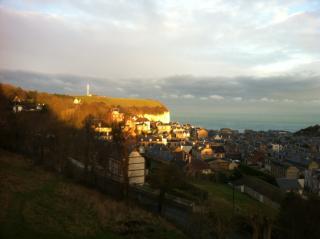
[86,83,92,96]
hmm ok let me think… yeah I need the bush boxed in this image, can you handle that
[239,165,277,185]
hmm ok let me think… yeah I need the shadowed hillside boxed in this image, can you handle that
[294,124,320,137]
[0,149,186,239]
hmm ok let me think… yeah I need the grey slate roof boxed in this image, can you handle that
[276,178,301,191]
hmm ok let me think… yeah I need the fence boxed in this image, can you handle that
[66,157,194,226]
[236,185,280,209]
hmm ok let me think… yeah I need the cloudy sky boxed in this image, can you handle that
[1,0,320,129]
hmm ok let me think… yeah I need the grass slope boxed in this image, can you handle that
[0,150,186,239]
[78,95,166,110]
[191,179,277,217]
[0,83,168,112]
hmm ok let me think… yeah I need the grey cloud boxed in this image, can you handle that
[1,1,320,78]
[1,69,320,102]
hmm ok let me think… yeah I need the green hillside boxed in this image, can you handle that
[0,83,168,127]
[294,124,320,137]
[78,95,166,109]
[0,83,168,112]
[0,150,186,239]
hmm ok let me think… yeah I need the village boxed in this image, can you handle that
[84,104,320,206]
[11,93,320,206]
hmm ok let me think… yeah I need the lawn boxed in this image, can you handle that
[191,179,277,218]
[0,149,186,239]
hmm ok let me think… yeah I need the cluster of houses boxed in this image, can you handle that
[12,96,46,113]
[138,126,241,177]
[90,107,320,198]
[14,93,317,197]
[90,107,244,185]
[228,130,320,196]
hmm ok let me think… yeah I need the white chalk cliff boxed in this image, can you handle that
[138,111,170,123]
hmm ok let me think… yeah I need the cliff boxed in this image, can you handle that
[138,112,170,124]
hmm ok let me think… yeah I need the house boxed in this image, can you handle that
[212,145,226,159]
[135,117,151,134]
[125,116,137,128]
[93,123,113,141]
[192,144,214,160]
[36,103,45,111]
[213,134,223,141]
[157,123,172,134]
[111,108,124,123]
[181,145,193,155]
[138,145,145,154]
[220,128,233,135]
[73,98,81,104]
[276,178,302,194]
[108,157,123,182]
[173,127,190,139]
[270,143,283,152]
[269,161,299,179]
[12,100,45,113]
[13,104,23,113]
[167,139,182,149]
[138,135,167,146]
[108,150,145,185]
[247,150,266,166]
[207,159,230,171]
[123,117,137,135]
[196,128,208,139]
[173,147,184,161]
[308,161,319,170]
[172,146,191,162]
[201,145,214,160]
[127,150,145,185]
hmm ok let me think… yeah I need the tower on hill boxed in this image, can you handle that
[86,83,92,96]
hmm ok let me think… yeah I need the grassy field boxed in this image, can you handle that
[191,179,277,218]
[78,95,167,110]
[0,83,168,116]
[0,150,186,239]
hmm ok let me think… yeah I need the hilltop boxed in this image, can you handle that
[0,83,168,127]
[294,124,320,137]
[77,95,165,109]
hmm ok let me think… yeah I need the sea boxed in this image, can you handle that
[171,113,320,132]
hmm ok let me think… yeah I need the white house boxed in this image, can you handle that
[127,150,145,185]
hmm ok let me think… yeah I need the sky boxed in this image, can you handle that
[1,0,320,129]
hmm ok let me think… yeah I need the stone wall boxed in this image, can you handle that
[237,185,280,209]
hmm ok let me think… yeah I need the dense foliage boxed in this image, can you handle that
[294,124,320,137]
[277,193,320,239]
